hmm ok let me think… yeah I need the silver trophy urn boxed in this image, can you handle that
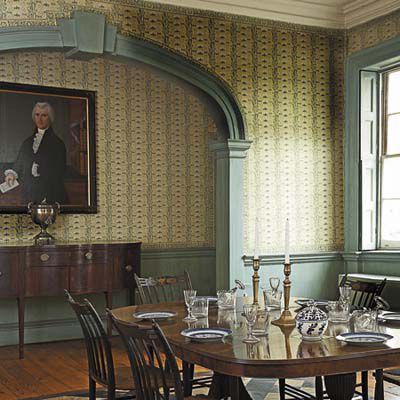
[28,199,60,245]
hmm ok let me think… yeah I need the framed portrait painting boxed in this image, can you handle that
[0,81,96,213]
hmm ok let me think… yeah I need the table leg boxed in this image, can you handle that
[374,369,384,400]
[324,373,356,400]
[208,373,252,400]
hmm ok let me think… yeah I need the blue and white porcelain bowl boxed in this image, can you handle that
[295,300,328,341]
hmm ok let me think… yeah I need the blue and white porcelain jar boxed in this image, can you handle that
[295,301,328,341]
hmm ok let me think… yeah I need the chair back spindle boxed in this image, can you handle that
[135,271,193,304]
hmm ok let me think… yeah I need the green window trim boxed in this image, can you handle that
[345,34,400,263]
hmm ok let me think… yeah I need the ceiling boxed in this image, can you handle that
[145,0,400,28]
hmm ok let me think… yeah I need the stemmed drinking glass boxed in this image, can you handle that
[242,304,260,343]
[269,277,280,294]
[183,290,197,321]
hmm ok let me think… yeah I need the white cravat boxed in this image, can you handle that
[32,128,46,154]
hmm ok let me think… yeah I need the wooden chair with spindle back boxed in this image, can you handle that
[65,290,135,400]
[108,311,212,400]
[339,274,387,309]
[134,271,193,304]
[134,271,212,395]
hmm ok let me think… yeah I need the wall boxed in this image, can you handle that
[0,1,347,344]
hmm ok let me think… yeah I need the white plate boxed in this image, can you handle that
[181,327,232,342]
[133,311,177,320]
[336,332,393,345]
[378,312,400,323]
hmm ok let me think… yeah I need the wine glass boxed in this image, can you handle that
[269,277,280,294]
[242,304,260,343]
[339,285,352,304]
[183,290,197,321]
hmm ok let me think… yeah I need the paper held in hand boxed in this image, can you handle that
[0,179,19,194]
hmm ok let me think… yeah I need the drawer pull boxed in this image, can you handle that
[0,271,3,277]
[40,253,50,262]
[85,252,93,260]
[125,265,133,272]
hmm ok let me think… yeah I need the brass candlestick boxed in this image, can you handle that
[272,262,295,327]
[252,258,260,306]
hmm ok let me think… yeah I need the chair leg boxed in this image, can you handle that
[279,378,285,400]
[183,361,194,396]
[89,378,96,400]
[315,376,323,400]
[361,370,369,400]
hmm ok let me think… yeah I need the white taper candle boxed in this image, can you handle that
[284,218,290,264]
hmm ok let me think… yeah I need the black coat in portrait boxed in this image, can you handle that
[13,127,67,203]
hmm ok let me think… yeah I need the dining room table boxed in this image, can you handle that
[111,297,400,400]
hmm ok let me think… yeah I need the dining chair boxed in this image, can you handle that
[339,274,387,309]
[134,271,212,395]
[108,310,211,400]
[65,290,135,400]
[134,271,193,304]
[280,276,387,400]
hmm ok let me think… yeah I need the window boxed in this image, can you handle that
[380,69,400,247]
[360,68,400,249]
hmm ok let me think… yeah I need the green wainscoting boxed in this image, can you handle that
[242,252,344,300]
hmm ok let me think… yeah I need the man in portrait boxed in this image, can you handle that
[3,102,67,203]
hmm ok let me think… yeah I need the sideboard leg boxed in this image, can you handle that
[374,369,384,400]
[17,296,24,359]
[324,373,356,400]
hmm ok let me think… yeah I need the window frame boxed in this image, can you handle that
[345,35,400,256]
[378,67,400,249]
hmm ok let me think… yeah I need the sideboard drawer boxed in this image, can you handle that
[71,248,108,265]
[26,250,71,267]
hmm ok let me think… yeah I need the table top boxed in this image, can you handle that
[111,299,400,379]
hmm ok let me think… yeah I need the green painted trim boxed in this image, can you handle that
[142,247,215,259]
[345,34,400,254]
[210,140,252,289]
[114,36,245,139]
[243,252,342,267]
[343,250,400,263]
[0,11,246,141]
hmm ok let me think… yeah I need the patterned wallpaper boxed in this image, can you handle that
[347,8,400,55]
[0,0,345,253]
[0,53,217,247]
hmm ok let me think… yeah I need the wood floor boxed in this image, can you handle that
[0,338,129,400]
[0,338,399,399]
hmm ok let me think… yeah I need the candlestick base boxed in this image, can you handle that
[271,310,296,327]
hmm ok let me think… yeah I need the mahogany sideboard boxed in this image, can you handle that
[0,241,141,358]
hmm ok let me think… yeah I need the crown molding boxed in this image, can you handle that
[143,0,345,28]
[343,0,400,28]
[143,0,400,29]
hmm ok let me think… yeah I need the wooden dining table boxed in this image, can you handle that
[111,299,400,400]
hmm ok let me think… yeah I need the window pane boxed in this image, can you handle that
[388,70,400,114]
[386,114,400,154]
[381,199,400,241]
[382,157,400,198]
